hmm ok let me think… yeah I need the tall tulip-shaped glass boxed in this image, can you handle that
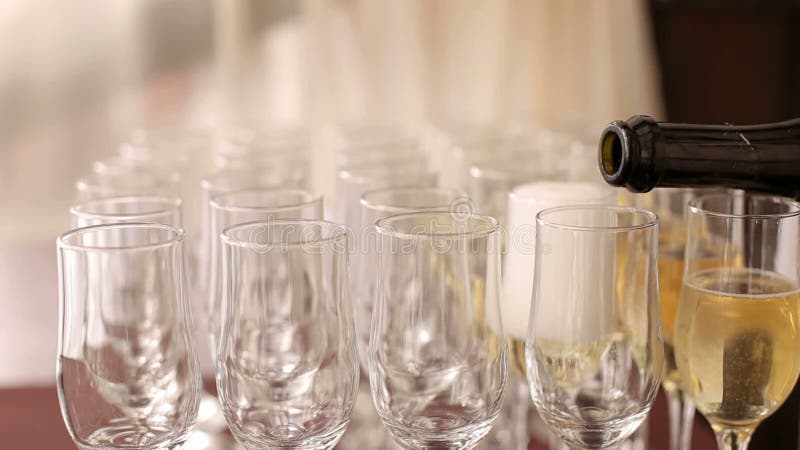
[526,205,663,449]
[216,220,359,450]
[675,194,800,450]
[370,211,507,449]
[206,188,323,352]
[57,223,201,450]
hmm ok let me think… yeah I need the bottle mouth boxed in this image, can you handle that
[601,132,622,177]
[598,121,630,186]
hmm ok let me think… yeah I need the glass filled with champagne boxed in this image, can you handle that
[675,193,800,450]
[637,188,729,450]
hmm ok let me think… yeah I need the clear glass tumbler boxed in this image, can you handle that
[57,223,201,450]
[206,188,323,353]
[526,205,663,450]
[216,220,359,450]
[353,187,470,369]
[370,211,507,449]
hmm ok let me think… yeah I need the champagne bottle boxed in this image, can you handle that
[599,115,800,450]
[598,115,800,197]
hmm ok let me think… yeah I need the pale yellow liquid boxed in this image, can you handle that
[675,268,800,429]
[531,334,618,391]
[658,238,686,389]
[658,232,732,390]
[508,336,527,379]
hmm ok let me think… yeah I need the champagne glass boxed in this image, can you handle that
[93,156,181,184]
[526,205,663,449]
[334,139,428,170]
[198,171,311,446]
[335,163,438,229]
[198,169,308,298]
[675,193,800,450]
[217,220,359,450]
[207,188,323,354]
[75,172,181,201]
[57,223,201,450]
[501,182,617,449]
[70,195,181,227]
[121,126,213,241]
[354,187,471,369]
[370,211,507,449]
[636,188,724,450]
[468,156,564,227]
[217,126,308,161]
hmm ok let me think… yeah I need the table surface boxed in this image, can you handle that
[0,384,717,450]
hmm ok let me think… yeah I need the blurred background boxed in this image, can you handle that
[0,0,798,445]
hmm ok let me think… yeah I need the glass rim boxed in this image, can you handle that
[688,193,800,219]
[218,134,309,154]
[334,137,420,155]
[220,122,307,141]
[57,222,185,252]
[92,157,182,180]
[536,205,659,232]
[209,188,322,213]
[75,172,180,192]
[360,187,468,214]
[201,169,304,193]
[221,219,347,248]
[214,150,310,166]
[375,211,499,239]
[118,142,193,165]
[70,195,182,221]
[335,151,428,168]
[338,163,436,184]
[508,181,615,205]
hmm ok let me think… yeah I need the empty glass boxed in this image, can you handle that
[57,223,201,450]
[334,139,427,170]
[675,194,800,450]
[217,126,308,161]
[217,220,359,450]
[75,172,181,201]
[70,195,181,227]
[370,212,507,449]
[468,156,565,228]
[501,182,617,449]
[92,156,182,183]
[198,169,308,295]
[335,163,438,229]
[526,205,663,449]
[354,187,471,368]
[206,188,323,353]
[121,126,213,260]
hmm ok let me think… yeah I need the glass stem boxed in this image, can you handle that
[512,380,530,448]
[664,385,695,450]
[714,428,753,450]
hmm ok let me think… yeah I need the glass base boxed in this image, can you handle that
[77,439,188,450]
[233,422,348,450]
[385,416,496,450]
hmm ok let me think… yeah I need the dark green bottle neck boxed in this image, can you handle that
[599,115,800,196]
